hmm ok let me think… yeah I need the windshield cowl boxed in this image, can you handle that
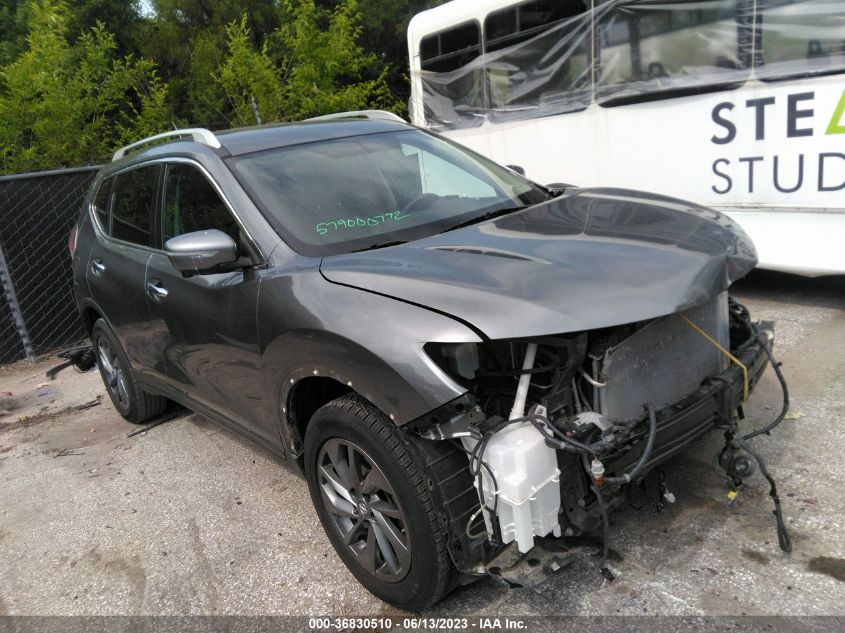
[439,205,528,234]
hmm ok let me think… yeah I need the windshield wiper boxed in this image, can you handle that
[352,240,407,253]
[440,206,527,233]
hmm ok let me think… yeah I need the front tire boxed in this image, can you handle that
[304,394,457,609]
[92,319,168,424]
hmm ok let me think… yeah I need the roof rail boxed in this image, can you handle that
[112,128,222,161]
[306,110,405,124]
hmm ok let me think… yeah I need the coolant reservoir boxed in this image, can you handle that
[464,422,561,553]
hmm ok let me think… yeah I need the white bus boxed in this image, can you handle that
[408,0,845,276]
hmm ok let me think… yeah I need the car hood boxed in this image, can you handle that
[319,188,757,340]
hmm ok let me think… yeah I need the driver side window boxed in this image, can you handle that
[162,163,241,246]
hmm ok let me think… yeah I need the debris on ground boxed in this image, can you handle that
[0,391,17,416]
[46,344,97,380]
[126,409,183,438]
[74,397,102,411]
[784,410,806,420]
[54,448,86,458]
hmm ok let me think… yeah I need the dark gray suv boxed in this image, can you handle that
[71,112,784,608]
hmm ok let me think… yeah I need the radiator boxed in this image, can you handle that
[600,292,729,422]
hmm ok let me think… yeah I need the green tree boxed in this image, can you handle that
[318,0,444,103]
[0,0,30,64]
[66,0,144,57]
[0,0,445,170]
[215,16,284,126]
[275,0,398,119]
[144,0,283,126]
[216,0,399,127]
[0,0,171,173]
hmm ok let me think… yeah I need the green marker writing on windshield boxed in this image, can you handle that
[316,211,408,235]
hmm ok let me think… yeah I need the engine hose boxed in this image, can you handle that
[543,435,596,456]
[732,433,793,553]
[545,428,597,455]
[603,403,658,486]
[743,331,789,440]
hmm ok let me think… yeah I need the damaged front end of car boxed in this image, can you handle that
[319,187,791,589]
[409,293,788,587]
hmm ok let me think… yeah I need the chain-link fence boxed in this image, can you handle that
[0,166,101,364]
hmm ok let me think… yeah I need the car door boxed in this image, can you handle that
[144,161,268,440]
[86,165,161,372]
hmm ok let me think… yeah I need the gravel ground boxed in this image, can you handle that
[0,270,843,618]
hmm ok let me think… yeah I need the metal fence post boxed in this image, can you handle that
[0,242,35,362]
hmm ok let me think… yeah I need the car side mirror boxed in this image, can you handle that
[165,229,239,275]
[506,164,526,176]
[546,182,575,196]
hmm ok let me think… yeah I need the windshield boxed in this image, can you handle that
[226,128,549,256]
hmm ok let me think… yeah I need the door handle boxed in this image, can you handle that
[147,280,169,301]
[91,259,105,274]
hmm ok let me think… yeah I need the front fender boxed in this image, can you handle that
[256,267,481,450]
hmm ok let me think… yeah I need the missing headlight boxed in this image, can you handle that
[424,342,480,381]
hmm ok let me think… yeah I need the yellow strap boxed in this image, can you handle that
[681,314,749,401]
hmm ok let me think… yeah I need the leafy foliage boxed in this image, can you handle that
[217,0,396,126]
[0,0,442,173]
[0,0,30,64]
[0,0,170,172]
[66,0,143,56]
[318,0,443,104]
[142,0,284,126]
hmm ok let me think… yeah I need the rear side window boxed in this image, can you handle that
[92,179,112,232]
[162,163,240,245]
[111,166,158,247]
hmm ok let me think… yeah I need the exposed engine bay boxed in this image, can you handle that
[417,295,790,586]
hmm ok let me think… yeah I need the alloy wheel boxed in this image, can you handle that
[316,438,411,582]
[97,338,129,409]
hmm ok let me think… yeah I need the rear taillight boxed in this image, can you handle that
[68,224,78,256]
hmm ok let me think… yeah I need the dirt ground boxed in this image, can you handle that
[1,270,843,617]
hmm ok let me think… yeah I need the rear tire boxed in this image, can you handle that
[92,319,168,424]
[304,394,457,609]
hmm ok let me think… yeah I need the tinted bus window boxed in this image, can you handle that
[485,0,587,52]
[597,0,750,105]
[484,1,591,122]
[420,22,480,72]
[757,0,845,80]
[419,22,484,130]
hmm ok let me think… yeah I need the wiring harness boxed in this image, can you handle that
[718,311,792,553]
